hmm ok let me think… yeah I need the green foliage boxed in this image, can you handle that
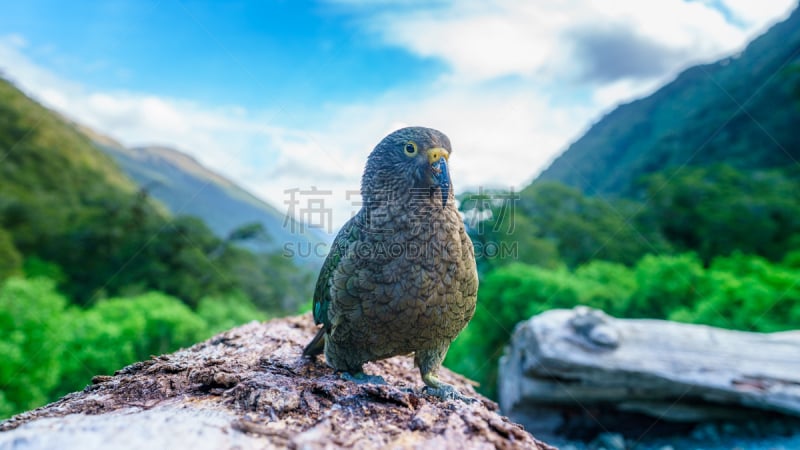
[0,78,137,262]
[461,182,668,271]
[625,253,704,318]
[0,277,268,419]
[0,391,13,419]
[4,186,310,312]
[0,228,21,281]
[641,166,800,263]
[22,256,65,282]
[197,293,267,335]
[55,292,208,397]
[573,260,638,314]
[672,253,800,332]
[215,246,315,315]
[517,182,668,267]
[0,278,68,414]
[225,222,272,244]
[783,249,800,269]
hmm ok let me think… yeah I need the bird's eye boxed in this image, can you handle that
[404,141,418,157]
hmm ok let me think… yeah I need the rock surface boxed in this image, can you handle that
[499,307,800,439]
[0,314,551,450]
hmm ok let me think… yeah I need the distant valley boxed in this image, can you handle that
[82,127,328,267]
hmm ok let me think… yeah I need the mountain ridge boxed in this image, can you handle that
[86,131,327,265]
[536,4,800,195]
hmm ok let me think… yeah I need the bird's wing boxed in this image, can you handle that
[312,213,362,329]
[459,225,480,321]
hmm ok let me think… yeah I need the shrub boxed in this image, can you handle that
[197,293,267,335]
[55,292,208,396]
[0,278,68,413]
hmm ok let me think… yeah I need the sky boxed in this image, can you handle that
[0,0,796,231]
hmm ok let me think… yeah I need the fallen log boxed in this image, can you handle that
[499,306,800,438]
[0,314,551,450]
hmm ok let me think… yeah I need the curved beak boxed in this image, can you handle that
[428,147,451,207]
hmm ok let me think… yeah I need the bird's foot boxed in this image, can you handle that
[340,371,387,385]
[423,384,475,403]
[421,371,475,403]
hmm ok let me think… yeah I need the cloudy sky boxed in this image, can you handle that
[0,0,796,229]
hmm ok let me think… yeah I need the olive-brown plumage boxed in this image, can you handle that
[303,127,478,401]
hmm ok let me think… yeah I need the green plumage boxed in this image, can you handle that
[303,127,478,401]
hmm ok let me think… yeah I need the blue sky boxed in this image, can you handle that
[0,0,796,229]
[0,1,440,108]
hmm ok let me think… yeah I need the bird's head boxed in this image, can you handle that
[362,126,453,208]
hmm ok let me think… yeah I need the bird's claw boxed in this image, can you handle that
[423,384,475,403]
[340,371,387,385]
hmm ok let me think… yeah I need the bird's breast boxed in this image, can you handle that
[329,202,475,356]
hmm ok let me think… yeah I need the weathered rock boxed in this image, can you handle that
[0,314,552,450]
[499,306,800,437]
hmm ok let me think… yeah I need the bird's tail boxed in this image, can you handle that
[303,327,326,357]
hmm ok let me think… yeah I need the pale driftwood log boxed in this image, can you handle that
[499,306,800,436]
[0,314,551,450]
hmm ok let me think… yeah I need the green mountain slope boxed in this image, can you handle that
[0,77,313,311]
[91,136,326,265]
[0,77,140,256]
[537,6,800,196]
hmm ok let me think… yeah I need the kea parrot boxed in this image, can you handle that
[303,126,479,402]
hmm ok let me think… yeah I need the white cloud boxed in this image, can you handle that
[337,0,795,84]
[1,34,586,230]
[591,78,664,110]
[0,0,795,231]
[718,0,796,27]
[6,33,27,48]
